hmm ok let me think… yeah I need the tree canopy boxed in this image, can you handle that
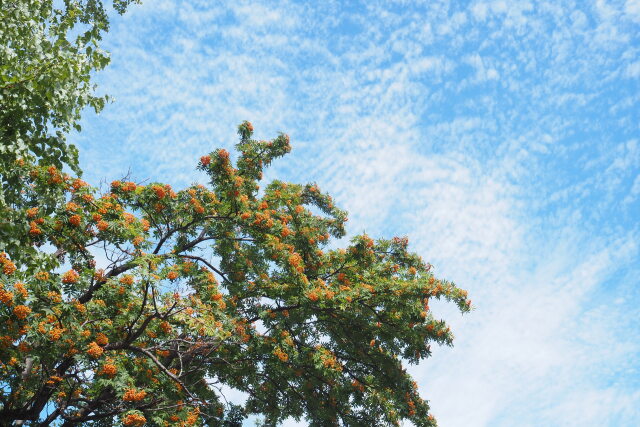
[0,2,471,426]
[0,123,471,426]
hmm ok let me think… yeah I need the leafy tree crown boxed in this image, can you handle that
[0,122,471,426]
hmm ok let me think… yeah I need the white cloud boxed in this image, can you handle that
[623,174,640,204]
[625,61,640,78]
[626,0,640,21]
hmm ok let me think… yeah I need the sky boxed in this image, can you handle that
[70,1,639,425]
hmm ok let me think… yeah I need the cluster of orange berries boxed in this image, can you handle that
[119,275,135,286]
[122,182,137,192]
[111,181,137,192]
[132,235,144,247]
[406,393,416,416]
[122,412,146,426]
[70,178,88,191]
[0,286,14,305]
[306,287,335,302]
[321,354,342,372]
[72,299,86,313]
[1,253,17,275]
[13,304,31,319]
[95,333,109,346]
[61,269,79,284]
[288,253,303,273]
[123,388,147,402]
[65,201,80,212]
[185,407,201,425]
[407,402,416,416]
[35,271,49,281]
[99,363,117,378]
[159,321,172,334]
[47,291,62,303]
[351,379,366,393]
[68,214,81,227]
[46,165,63,185]
[218,149,230,160]
[26,207,44,234]
[29,220,43,235]
[281,226,292,238]
[48,326,65,341]
[273,347,289,362]
[13,282,28,298]
[306,290,319,302]
[168,407,200,425]
[86,341,104,358]
[189,197,205,214]
[45,375,63,386]
[152,184,175,199]
[123,212,136,224]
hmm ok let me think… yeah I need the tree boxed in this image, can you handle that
[0,0,138,268]
[0,121,472,426]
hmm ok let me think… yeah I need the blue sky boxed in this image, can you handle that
[70,1,639,425]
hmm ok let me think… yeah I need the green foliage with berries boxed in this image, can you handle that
[0,0,138,268]
[0,122,472,426]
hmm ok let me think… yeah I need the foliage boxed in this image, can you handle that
[0,122,472,426]
[0,0,138,266]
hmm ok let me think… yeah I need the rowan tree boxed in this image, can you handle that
[0,121,472,426]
